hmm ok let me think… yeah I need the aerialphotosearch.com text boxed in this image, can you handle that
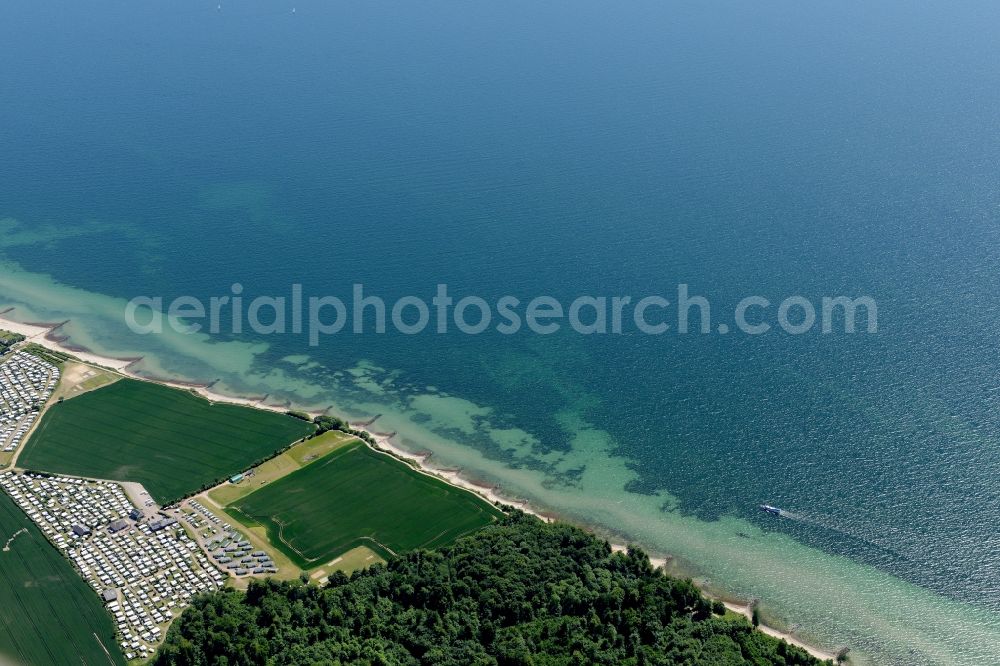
[124,284,878,346]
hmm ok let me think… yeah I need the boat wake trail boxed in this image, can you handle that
[763,507,996,591]
[760,504,911,560]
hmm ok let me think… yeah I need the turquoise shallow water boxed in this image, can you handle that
[3,1,1000,663]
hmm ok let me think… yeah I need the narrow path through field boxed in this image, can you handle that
[2,527,26,551]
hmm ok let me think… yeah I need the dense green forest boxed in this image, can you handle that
[155,513,828,666]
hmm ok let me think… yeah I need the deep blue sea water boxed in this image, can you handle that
[3,1,1000,663]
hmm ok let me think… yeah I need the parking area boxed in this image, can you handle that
[0,472,226,661]
[0,351,59,453]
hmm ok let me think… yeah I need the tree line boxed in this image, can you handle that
[0,331,25,355]
[288,412,379,447]
[155,512,829,665]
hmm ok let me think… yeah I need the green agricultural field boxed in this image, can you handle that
[0,491,125,665]
[228,441,504,565]
[18,379,315,503]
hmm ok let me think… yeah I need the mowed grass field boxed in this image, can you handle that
[0,491,125,665]
[228,441,504,566]
[18,379,315,503]
[207,430,358,507]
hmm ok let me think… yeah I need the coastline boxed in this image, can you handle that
[0,313,836,662]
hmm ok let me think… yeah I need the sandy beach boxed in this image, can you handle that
[0,317,136,371]
[0,312,836,662]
